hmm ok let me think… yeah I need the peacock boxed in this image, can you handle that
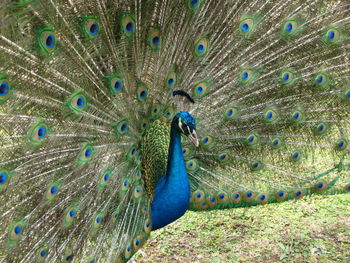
[0,0,350,262]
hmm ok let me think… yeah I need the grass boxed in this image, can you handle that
[134,194,350,263]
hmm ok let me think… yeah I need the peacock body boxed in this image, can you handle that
[0,0,350,262]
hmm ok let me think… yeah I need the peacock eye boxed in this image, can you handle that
[39,28,57,52]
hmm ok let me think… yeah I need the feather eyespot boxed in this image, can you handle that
[182,146,191,157]
[343,90,350,102]
[114,80,121,91]
[290,109,304,124]
[193,80,209,98]
[0,80,9,96]
[326,29,340,42]
[98,170,111,189]
[142,206,149,215]
[251,160,263,171]
[245,134,259,147]
[121,14,136,37]
[239,17,257,36]
[285,22,293,32]
[124,243,133,259]
[136,83,148,101]
[231,192,242,204]
[126,145,138,161]
[133,185,143,199]
[187,0,203,11]
[216,191,228,203]
[112,209,120,222]
[148,29,161,50]
[186,159,199,171]
[243,191,255,202]
[275,191,287,201]
[77,144,94,164]
[45,35,55,48]
[322,26,343,45]
[106,74,123,95]
[65,255,74,262]
[104,173,109,182]
[0,172,7,184]
[63,206,78,227]
[314,123,328,135]
[114,119,128,136]
[120,178,131,194]
[313,72,331,89]
[240,20,253,33]
[13,224,23,236]
[8,221,25,246]
[164,106,175,120]
[45,182,60,202]
[0,78,12,102]
[36,246,49,262]
[189,0,199,7]
[293,190,304,199]
[263,108,278,123]
[144,219,152,233]
[345,184,350,192]
[38,28,57,52]
[314,182,327,192]
[224,105,240,120]
[201,135,214,147]
[0,169,11,193]
[206,195,216,207]
[218,153,230,163]
[29,122,49,145]
[279,70,296,86]
[192,190,205,202]
[290,151,302,162]
[242,71,249,80]
[194,37,209,57]
[82,17,99,38]
[133,236,143,250]
[134,170,141,181]
[271,138,283,149]
[140,119,149,130]
[151,103,162,116]
[165,72,177,89]
[238,68,258,85]
[92,213,104,232]
[89,23,98,35]
[335,139,347,151]
[257,194,268,204]
[67,91,87,113]
[281,20,301,37]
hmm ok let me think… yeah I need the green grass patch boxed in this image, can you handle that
[134,194,350,263]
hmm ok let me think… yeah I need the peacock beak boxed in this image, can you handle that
[188,129,199,147]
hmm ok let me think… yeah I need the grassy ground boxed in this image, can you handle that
[134,194,350,263]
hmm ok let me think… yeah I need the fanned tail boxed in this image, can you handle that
[0,1,157,262]
[183,0,350,210]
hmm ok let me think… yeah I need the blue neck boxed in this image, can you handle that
[151,123,190,230]
[166,125,187,182]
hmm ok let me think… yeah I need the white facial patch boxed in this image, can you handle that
[187,125,191,135]
[178,117,185,133]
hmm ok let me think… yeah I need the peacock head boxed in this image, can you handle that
[173,112,199,147]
